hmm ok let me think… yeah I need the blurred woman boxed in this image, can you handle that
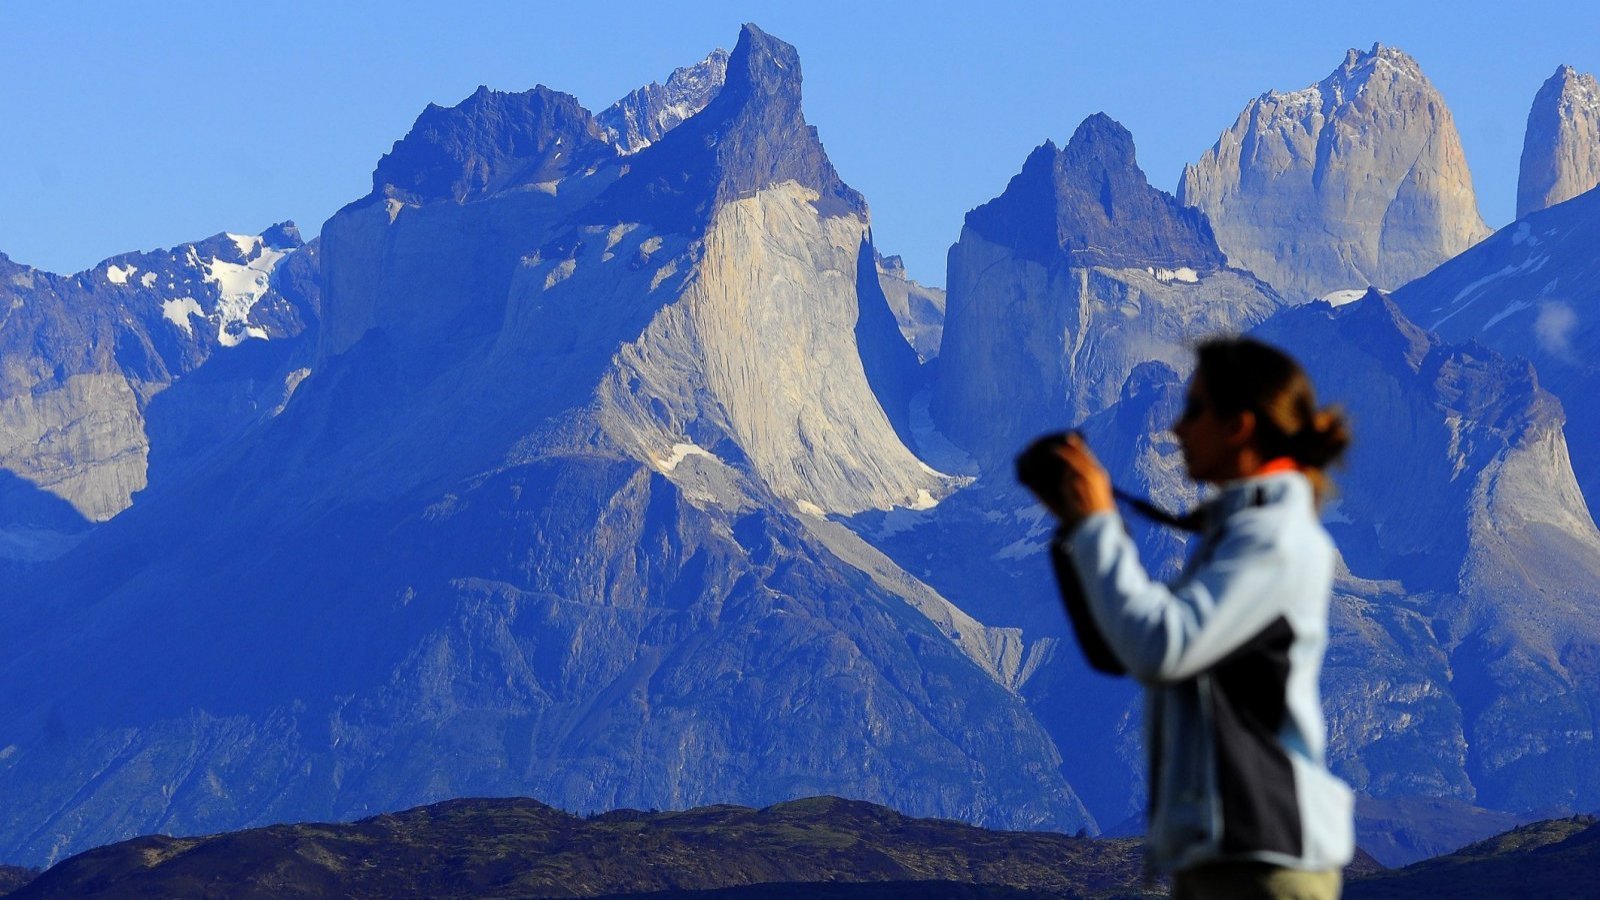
[1029,337,1353,900]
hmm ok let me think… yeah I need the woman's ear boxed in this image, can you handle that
[1226,410,1258,448]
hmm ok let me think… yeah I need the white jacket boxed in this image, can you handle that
[1060,470,1354,872]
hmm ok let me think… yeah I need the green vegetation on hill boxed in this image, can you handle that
[1347,815,1600,898]
[6,796,1148,899]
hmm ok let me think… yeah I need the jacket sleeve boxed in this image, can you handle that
[1060,509,1293,683]
[1048,529,1129,676]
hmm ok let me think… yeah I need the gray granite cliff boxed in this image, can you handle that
[1518,65,1600,218]
[1179,45,1490,300]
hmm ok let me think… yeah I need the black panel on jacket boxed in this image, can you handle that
[1210,615,1302,856]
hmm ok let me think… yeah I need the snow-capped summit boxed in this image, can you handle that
[0,223,318,522]
[1518,64,1600,218]
[599,49,730,154]
[1180,44,1489,301]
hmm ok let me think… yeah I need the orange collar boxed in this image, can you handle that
[1255,456,1301,476]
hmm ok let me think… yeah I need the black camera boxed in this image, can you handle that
[1015,430,1076,495]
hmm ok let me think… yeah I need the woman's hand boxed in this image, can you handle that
[1044,434,1116,530]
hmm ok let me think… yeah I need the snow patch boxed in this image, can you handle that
[655,442,714,472]
[993,535,1047,561]
[908,389,978,477]
[795,499,824,517]
[1432,254,1551,329]
[104,263,136,285]
[200,243,291,346]
[226,233,259,258]
[161,297,204,335]
[140,271,157,288]
[1482,300,1532,331]
[1321,289,1369,307]
[906,488,938,511]
[1148,266,1200,284]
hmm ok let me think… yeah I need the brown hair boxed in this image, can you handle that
[1194,337,1349,502]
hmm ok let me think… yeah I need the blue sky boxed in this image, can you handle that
[1,1,1596,286]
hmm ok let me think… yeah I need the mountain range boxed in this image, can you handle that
[2,23,1599,874]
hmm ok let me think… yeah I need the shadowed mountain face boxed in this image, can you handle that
[964,114,1226,272]
[7,19,1600,879]
[0,25,1087,867]
[1180,45,1490,301]
[1391,186,1600,509]
[1518,65,1600,218]
[0,228,318,527]
[872,285,1600,863]
[1252,295,1600,824]
[933,113,1284,464]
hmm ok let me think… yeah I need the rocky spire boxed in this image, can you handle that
[1179,44,1489,300]
[965,113,1225,270]
[1518,65,1600,219]
[933,114,1281,462]
[593,24,866,234]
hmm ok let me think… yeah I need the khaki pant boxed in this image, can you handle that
[1172,862,1342,900]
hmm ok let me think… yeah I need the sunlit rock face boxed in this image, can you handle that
[0,25,1090,868]
[933,112,1284,466]
[1179,45,1490,301]
[875,253,945,363]
[0,226,317,527]
[1518,65,1600,218]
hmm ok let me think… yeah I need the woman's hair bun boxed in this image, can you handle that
[1293,406,1350,470]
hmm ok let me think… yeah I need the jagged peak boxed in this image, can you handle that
[1062,112,1139,175]
[598,48,729,154]
[1539,64,1599,105]
[730,23,809,83]
[964,116,1223,271]
[590,23,864,233]
[371,83,606,205]
[1328,289,1435,372]
[260,221,303,251]
[1252,43,1431,120]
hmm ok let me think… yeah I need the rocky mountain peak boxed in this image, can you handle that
[1329,43,1423,97]
[1180,46,1488,300]
[259,221,303,250]
[1061,112,1138,171]
[592,23,864,234]
[1518,64,1600,218]
[371,84,607,205]
[598,49,729,154]
[964,114,1224,271]
[1331,289,1437,375]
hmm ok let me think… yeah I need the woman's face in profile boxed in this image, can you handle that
[1173,376,1233,484]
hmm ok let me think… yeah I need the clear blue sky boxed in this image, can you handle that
[2,1,1596,286]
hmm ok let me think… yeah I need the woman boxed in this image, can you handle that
[1030,337,1354,900]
